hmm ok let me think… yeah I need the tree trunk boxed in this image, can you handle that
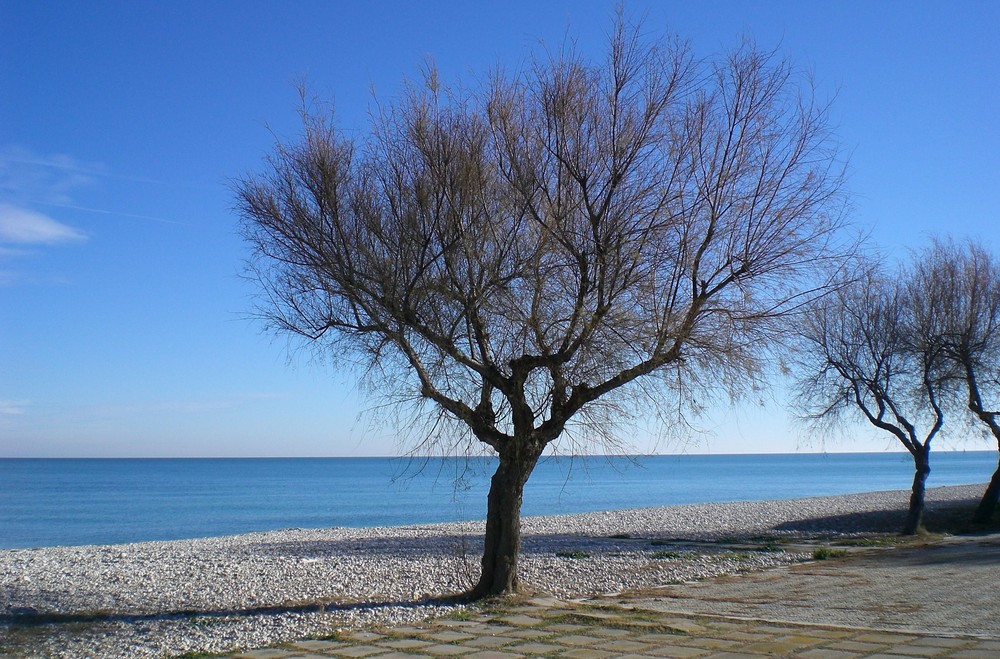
[466,445,542,599]
[973,453,1000,524]
[903,449,930,535]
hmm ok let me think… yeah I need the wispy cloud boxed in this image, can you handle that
[0,146,102,206]
[0,145,195,227]
[0,400,28,416]
[0,204,86,245]
[0,147,94,285]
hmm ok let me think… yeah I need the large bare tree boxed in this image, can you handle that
[792,265,947,534]
[237,18,850,597]
[912,240,1000,523]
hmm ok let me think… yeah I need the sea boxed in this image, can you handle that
[1,451,996,550]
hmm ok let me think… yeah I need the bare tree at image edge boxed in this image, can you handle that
[913,240,1000,524]
[793,267,947,535]
[237,19,850,598]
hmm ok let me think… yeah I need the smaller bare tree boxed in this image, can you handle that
[913,239,1000,523]
[792,264,946,534]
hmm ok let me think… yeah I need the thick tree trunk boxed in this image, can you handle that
[466,445,542,599]
[973,454,1000,524]
[903,449,930,535]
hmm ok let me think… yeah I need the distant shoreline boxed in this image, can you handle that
[0,484,986,658]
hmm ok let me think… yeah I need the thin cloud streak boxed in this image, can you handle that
[1,151,216,190]
[32,201,191,227]
[0,204,86,245]
[0,147,100,205]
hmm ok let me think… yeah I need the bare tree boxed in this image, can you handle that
[792,265,946,534]
[913,240,1000,523]
[236,17,850,598]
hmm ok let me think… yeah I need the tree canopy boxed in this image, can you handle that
[237,16,852,597]
[792,263,947,533]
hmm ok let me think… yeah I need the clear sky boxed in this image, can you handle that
[1,1,998,458]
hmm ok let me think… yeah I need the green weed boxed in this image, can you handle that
[812,546,850,560]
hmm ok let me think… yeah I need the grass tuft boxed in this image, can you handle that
[812,546,850,560]
[650,550,682,560]
[555,550,590,559]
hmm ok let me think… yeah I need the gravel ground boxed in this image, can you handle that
[0,484,983,658]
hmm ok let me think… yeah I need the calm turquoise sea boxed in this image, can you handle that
[1,452,995,550]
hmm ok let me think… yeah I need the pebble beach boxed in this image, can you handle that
[0,484,984,658]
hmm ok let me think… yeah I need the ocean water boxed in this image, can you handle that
[1,451,995,550]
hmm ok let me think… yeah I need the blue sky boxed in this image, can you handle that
[1,0,998,457]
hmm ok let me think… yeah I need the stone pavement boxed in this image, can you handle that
[620,534,1000,638]
[226,597,1000,659]
[224,534,1000,659]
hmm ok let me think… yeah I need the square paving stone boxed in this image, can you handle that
[504,628,552,639]
[544,623,594,633]
[742,640,824,655]
[670,637,742,651]
[379,638,433,650]
[853,633,916,644]
[650,618,705,634]
[553,634,604,647]
[797,629,855,640]
[755,624,805,634]
[423,644,474,656]
[594,639,655,653]
[290,640,351,651]
[911,637,973,648]
[329,646,390,658]
[797,649,865,659]
[560,649,616,659]
[590,627,635,638]
[535,607,577,617]
[347,632,388,643]
[642,646,710,658]
[499,615,544,627]
[826,640,889,653]
[461,652,524,659]
[634,632,691,644]
[876,645,949,657]
[231,650,297,659]
[951,650,1000,659]
[715,631,768,643]
[428,631,476,642]
[573,611,622,621]
[508,642,565,654]
[463,623,517,635]
[464,636,520,649]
